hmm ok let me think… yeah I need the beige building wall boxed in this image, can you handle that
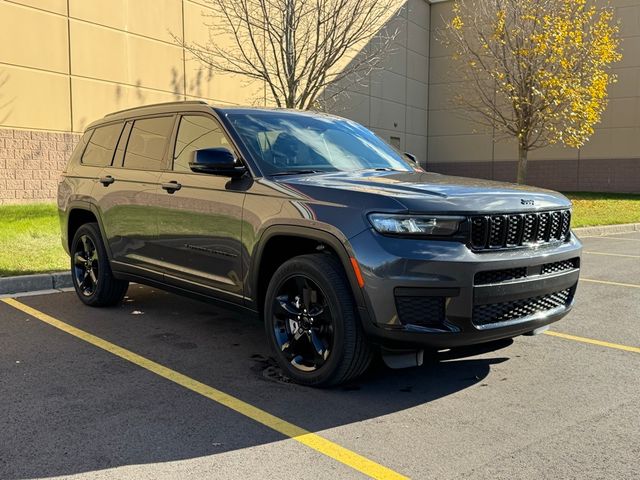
[0,0,268,135]
[329,0,430,162]
[427,0,640,193]
[0,0,430,204]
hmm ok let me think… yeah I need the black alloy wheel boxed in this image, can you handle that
[264,253,372,387]
[70,222,129,307]
[272,275,334,372]
[73,234,99,297]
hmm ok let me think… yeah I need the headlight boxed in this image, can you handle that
[368,214,463,236]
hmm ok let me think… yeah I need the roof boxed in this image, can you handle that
[85,100,213,129]
[84,100,342,130]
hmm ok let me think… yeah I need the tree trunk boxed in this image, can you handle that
[516,142,528,184]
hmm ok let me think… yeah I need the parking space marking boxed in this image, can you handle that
[543,330,640,354]
[580,278,640,289]
[1,298,408,480]
[584,251,640,259]
[579,236,640,242]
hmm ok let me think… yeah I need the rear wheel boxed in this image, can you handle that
[71,223,128,307]
[264,253,372,387]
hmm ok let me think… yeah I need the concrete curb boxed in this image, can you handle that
[0,272,72,295]
[573,223,640,237]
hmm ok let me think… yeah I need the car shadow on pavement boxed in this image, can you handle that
[0,286,512,479]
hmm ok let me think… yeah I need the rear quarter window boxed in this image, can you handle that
[81,123,124,167]
[123,116,175,171]
[66,130,92,168]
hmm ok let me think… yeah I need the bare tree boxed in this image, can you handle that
[440,0,621,184]
[174,0,402,110]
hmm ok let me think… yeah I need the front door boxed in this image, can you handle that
[155,113,246,300]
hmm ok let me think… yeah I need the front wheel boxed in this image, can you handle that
[70,223,129,307]
[264,253,372,387]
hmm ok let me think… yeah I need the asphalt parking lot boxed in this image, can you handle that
[1,232,639,480]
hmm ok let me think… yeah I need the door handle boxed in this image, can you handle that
[99,175,115,186]
[162,181,182,194]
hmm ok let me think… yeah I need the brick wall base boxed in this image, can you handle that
[427,158,640,194]
[0,128,81,205]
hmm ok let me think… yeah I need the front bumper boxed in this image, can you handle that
[349,229,582,349]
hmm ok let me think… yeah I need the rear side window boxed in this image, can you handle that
[123,116,175,170]
[68,131,92,167]
[81,123,124,166]
[173,115,233,172]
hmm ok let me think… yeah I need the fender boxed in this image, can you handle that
[65,201,114,261]
[246,224,367,312]
[87,202,115,260]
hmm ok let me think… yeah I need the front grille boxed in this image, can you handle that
[475,257,580,285]
[470,210,571,251]
[475,267,527,285]
[473,288,574,327]
[395,296,446,329]
[541,258,579,275]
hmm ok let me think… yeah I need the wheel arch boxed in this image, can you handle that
[66,204,113,260]
[248,225,366,315]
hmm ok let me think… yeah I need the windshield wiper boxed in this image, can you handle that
[269,170,325,177]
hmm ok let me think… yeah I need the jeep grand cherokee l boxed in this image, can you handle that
[58,101,582,386]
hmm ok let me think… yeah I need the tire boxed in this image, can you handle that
[70,222,129,307]
[264,253,372,387]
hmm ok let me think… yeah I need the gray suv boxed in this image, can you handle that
[58,101,582,386]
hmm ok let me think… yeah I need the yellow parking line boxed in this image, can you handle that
[543,330,640,354]
[581,278,640,289]
[580,236,640,242]
[584,251,640,259]
[1,298,408,480]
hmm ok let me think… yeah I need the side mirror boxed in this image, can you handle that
[189,147,246,177]
[404,152,418,164]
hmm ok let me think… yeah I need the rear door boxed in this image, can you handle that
[72,124,121,202]
[95,115,176,276]
[155,113,246,300]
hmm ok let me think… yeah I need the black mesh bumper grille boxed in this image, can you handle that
[470,210,571,251]
[475,257,580,285]
[475,267,527,285]
[541,258,580,275]
[395,296,446,329]
[473,288,574,327]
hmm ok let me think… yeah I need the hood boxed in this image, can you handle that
[274,170,571,214]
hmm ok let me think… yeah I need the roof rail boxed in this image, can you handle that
[104,100,209,117]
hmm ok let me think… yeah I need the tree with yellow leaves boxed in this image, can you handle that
[442,0,621,184]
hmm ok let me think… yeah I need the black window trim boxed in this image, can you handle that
[77,129,95,166]
[82,109,259,177]
[118,113,178,173]
[111,121,133,168]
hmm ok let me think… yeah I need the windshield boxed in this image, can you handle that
[226,111,414,175]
